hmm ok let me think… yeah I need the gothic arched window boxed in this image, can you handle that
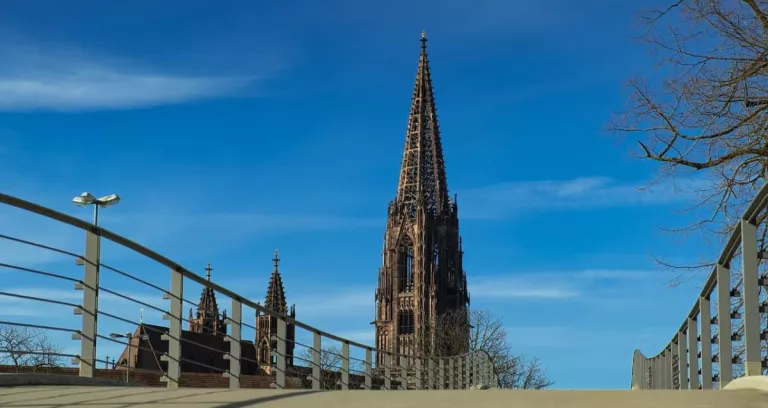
[397,236,414,293]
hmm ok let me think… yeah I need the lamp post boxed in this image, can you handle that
[72,192,120,226]
[110,331,149,383]
[72,192,120,377]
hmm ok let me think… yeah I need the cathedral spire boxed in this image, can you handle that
[264,250,287,315]
[189,262,227,335]
[396,31,450,220]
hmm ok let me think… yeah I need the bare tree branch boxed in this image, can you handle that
[610,0,768,280]
[0,324,63,372]
[430,308,553,389]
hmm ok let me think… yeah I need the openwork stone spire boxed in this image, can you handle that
[264,250,287,314]
[396,31,450,220]
[188,263,227,335]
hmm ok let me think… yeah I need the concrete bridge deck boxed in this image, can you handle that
[1,386,766,408]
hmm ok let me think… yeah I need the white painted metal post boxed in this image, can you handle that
[678,330,688,389]
[716,264,733,387]
[364,348,372,390]
[740,220,762,376]
[275,318,287,389]
[312,332,321,390]
[399,355,407,390]
[341,342,350,390]
[699,297,712,389]
[428,358,435,389]
[464,354,471,388]
[383,353,392,390]
[687,318,699,389]
[224,299,241,389]
[161,268,183,388]
[438,358,445,390]
[78,230,99,378]
[671,342,679,389]
[415,357,422,390]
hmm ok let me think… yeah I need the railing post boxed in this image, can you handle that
[740,219,762,376]
[275,317,287,389]
[665,346,673,389]
[671,341,679,389]
[448,357,455,389]
[341,341,350,390]
[312,332,321,390]
[699,296,712,389]
[438,358,445,390]
[428,358,435,389]
[464,354,470,388]
[474,353,480,386]
[364,348,372,390]
[383,353,391,390]
[224,298,242,389]
[161,268,183,388]
[398,355,407,390]
[415,357,422,390]
[78,229,99,378]
[678,330,688,389]
[716,264,733,387]
[687,318,699,389]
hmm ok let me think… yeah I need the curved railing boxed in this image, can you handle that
[0,192,498,390]
[631,183,768,390]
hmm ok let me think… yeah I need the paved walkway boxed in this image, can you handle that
[0,386,766,408]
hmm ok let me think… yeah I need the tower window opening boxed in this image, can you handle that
[397,244,414,293]
[398,310,415,335]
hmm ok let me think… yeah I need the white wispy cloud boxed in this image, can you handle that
[458,176,710,220]
[0,42,263,111]
[469,269,658,301]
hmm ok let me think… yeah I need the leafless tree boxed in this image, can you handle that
[297,344,364,389]
[610,0,768,283]
[0,324,63,372]
[432,308,553,389]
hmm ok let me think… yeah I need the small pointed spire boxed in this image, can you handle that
[421,30,427,47]
[205,263,213,281]
[265,250,287,314]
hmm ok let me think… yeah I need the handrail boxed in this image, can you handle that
[0,192,485,363]
[632,181,768,389]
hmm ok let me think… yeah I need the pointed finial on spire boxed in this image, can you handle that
[273,250,280,269]
[205,263,213,281]
[140,308,144,324]
[421,31,427,48]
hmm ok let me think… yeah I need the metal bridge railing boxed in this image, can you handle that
[631,182,768,390]
[0,192,498,390]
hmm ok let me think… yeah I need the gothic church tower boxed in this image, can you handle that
[373,33,470,366]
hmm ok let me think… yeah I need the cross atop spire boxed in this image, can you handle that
[272,250,280,269]
[205,263,213,281]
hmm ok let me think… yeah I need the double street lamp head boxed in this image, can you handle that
[72,192,120,208]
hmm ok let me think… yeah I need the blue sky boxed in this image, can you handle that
[0,0,722,389]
